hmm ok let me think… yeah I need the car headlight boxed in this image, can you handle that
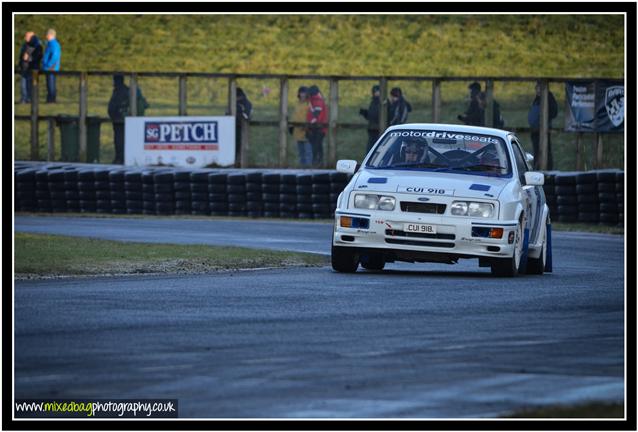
[354,194,395,211]
[450,201,494,218]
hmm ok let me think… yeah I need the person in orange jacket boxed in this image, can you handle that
[306,85,328,167]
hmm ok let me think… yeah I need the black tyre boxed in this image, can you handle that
[331,244,359,273]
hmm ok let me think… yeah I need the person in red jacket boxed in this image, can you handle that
[306,85,328,167]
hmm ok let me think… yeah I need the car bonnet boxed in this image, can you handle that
[352,169,511,200]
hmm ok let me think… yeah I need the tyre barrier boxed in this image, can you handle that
[14,162,353,220]
[14,162,624,226]
[543,169,624,226]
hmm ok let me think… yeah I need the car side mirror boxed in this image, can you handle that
[336,159,359,174]
[524,171,544,186]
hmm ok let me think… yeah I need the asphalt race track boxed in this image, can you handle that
[13,216,625,418]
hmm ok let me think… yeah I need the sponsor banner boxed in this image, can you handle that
[565,81,623,132]
[124,116,235,167]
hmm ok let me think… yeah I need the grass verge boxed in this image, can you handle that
[551,222,624,235]
[14,232,329,278]
[502,401,624,418]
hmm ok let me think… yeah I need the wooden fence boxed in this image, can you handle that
[16,70,619,169]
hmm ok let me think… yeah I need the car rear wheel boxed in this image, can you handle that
[331,245,359,273]
[360,253,385,271]
[527,223,547,275]
[491,221,525,277]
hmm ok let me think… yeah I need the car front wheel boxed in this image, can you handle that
[331,245,359,273]
[491,221,526,277]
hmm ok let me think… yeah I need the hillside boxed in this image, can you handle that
[14,14,623,77]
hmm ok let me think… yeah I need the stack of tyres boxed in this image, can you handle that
[190,170,211,215]
[35,168,52,212]
[542,172,557,219]
[94,168,112,214]
[109,169,127,214]
[154,170,176,215]
[124,170,144,214]
[575,171,599,223]
[554,172,578,223]
[78,168,97,213]
[208,171,229,216]
[245,172,263,218]
[329,172,350,215]
[15,167,38,212]
[141,170,156,215]
[63,167,80,213]
[597,170,619,225]
[47,169,68,212]
[227,173,247,217]
[295,172,314,219]
[616,171,624,226]
[279,173,298,218]
[311,172,332,219]
[262,172,281,218]
[173,170,192,215]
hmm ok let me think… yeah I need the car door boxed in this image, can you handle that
[510,136,542,243]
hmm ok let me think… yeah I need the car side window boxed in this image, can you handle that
[510,138,528,183]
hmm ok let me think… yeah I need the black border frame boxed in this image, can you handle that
[3,2,636,430]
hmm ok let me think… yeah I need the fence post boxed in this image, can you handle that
[178,75,187,116]
[485,79,494,127]
[379,77,388,132]
[328,78,339,168]
[240,116,250,168]
[538,79,549,170]
[595,133,603,169]
[129,73,137,117]
[79,72,88,162]
[278,77,289,168]
[575,132,583,171]
[228,77,238,166]
[432,79,441,123]
[47,117,55,161]
[30,70,40,160]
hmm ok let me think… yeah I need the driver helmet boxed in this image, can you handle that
[400,139,428,163]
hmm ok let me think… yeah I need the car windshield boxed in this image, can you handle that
[365,129,511,177]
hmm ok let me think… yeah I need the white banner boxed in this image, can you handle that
[124,116,236,167]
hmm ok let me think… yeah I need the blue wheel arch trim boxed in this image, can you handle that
[520,227,530,271]
[544,223,553,272]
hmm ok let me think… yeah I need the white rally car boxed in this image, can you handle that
[331,123,552,277]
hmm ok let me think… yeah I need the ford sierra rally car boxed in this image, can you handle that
[331,123,552,277]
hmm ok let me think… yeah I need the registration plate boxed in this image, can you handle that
[404,223,437,234]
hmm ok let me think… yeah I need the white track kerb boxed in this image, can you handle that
[331,123,552,277]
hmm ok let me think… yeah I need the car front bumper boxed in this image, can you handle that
[333,210,519,260]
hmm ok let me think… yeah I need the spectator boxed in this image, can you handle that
[306,85,328,167]
[528,81,558,170]
[359,84,381,153]
[234,87,253,166]
[477,92,505,128]
[290,86,312,167]
[457,81,483,126]
[17,31,43,104]
[42,28,61,103]
[387,87,412,127]
[107,74,150,164]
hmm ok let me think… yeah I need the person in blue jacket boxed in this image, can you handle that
[42,29,61,103]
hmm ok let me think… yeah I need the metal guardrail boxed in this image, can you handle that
[16,70,622,168]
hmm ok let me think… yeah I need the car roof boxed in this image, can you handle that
[386,123,512,141]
